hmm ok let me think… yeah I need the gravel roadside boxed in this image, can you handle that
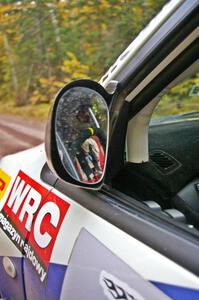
[0,114,46,157]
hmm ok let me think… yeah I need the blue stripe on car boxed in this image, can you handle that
[0,257,199,300]
[152,281,199,300]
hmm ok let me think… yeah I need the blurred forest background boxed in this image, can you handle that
[0,0,167,120]
[0,0,198,121]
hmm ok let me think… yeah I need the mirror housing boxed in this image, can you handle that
[45,79,111,189]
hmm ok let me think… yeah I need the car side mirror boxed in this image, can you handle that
[45,79,111,189]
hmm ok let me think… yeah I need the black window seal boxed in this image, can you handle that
[129,38,199,120]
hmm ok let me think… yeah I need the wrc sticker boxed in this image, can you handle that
[0,170,70,283]
[0,169,11,201]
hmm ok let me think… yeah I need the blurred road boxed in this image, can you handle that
[0,115,45,157]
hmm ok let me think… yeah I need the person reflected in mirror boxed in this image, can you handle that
[73,104,106,182]
[56,91,106,183]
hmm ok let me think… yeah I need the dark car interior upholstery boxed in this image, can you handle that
[113,119,199,227]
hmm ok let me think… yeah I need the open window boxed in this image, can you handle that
[112,55,199,229]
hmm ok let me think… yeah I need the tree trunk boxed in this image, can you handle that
[3,33,21,106]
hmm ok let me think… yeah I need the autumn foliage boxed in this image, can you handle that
[0,0,167,111]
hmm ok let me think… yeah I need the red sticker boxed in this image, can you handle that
[0,170,70,283]
[0,178,6,191]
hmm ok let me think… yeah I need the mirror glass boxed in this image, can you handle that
[55,86,108,184]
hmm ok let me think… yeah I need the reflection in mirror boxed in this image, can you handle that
[55,87,108,184]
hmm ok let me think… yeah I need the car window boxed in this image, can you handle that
[148,68,199,228]
[151,71,199,124]
[113,65,199,230]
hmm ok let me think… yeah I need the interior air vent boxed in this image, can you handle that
[150,150,181,174]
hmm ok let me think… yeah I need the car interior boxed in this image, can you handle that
[112,60,199,229]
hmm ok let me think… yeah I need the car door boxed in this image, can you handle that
[38,166,199,300]
[37,1,199,299]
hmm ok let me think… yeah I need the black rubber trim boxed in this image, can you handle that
[105,100,130,183]
[129,38,199,119]
[41,164,199,276]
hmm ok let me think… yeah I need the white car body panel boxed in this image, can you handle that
[0,146,199,295]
